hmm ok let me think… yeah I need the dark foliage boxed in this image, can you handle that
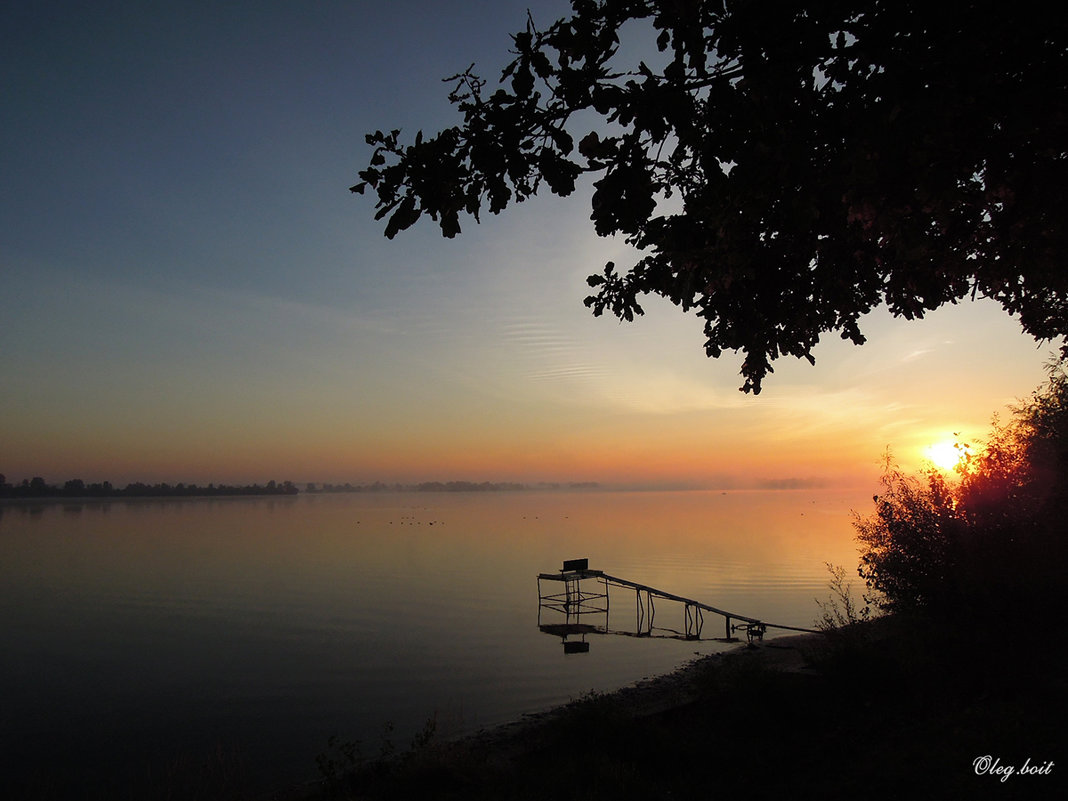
[854,360,1068,623]
[354,1,1067,392]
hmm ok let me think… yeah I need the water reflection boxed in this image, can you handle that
[537,558,808,653]
[1,488,870,795]
[537,560,607,653]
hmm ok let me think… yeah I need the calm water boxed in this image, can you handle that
[0,489,868,794]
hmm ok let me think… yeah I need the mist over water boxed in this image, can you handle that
[1,489,866,793]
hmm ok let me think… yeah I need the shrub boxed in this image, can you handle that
[854,359,1067,623]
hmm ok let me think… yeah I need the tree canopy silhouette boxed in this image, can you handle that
[353,0,1067,392]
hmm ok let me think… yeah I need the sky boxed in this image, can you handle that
[1,0,1061,490]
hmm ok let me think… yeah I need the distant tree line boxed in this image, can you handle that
[0,475,604,500]
[305,480,600,493]
[0,475,299,499]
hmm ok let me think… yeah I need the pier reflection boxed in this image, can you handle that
[536,559,756,654]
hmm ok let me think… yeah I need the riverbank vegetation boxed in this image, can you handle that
[855,358,1067,633]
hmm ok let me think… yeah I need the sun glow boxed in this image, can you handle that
[925,440,966,471]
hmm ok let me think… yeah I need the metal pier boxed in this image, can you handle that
[537,558,816,650]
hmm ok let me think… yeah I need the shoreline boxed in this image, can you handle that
[275,632,827,800]
[457,631,823,748]
[282,616,1067,799]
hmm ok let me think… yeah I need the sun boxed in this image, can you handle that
[925,440,966,471]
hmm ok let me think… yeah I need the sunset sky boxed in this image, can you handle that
[2,1,1061,490]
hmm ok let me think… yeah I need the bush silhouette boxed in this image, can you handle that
[855,359,1068,626]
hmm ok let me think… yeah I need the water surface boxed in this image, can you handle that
[0,489,867,794]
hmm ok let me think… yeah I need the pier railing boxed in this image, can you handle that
[537,558,817,650]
